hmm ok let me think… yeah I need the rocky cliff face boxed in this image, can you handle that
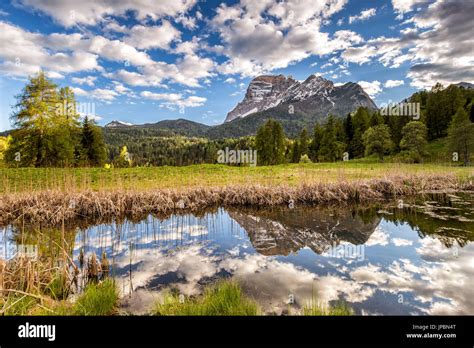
[225,74,377,122]
[225,75,298,122]
[227,206,381,256]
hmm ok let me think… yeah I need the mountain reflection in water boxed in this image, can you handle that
[1,192,473,315]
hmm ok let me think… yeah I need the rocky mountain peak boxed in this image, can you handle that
[225,74,377,122]
[105,120,133,128]
[225,75,299,122]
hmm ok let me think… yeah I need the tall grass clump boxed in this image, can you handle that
[302,299,354,316]
[0,251,116,315]
[154,280,259,316]
[73,279,118,316]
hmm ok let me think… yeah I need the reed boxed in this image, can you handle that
[0,254,117,315]
[0,255,75,315]
[0,174,472,226]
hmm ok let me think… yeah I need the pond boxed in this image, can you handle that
[1,192,473,315]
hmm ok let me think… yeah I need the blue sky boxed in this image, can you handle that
[0,0,472,131]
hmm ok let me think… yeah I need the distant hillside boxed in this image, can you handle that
[141,119,211,137]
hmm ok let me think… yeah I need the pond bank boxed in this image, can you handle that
[1,174,472,226]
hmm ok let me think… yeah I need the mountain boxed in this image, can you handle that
[226,75,298,122]
[105,120,134,128]
[454,82,474,89]
[227,206,380,256]
[225,74,377,123]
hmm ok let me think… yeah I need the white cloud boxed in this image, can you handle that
[341,1,474,89]
[175,14,198,30]
[392,238,413,246]
[72,86,118,101]
[365,227,389,246]
[72,76,97,86]
[384,79,405,88]
[210,0,362,77]
[103,20,128,33]
[112,81,131,94]
[72,87,87,96]
[124,21,181,50]
[392,0,427,15]
[0,20,214,88]
[341,45,377,64]
[88,36,153,67]
[0,21,100,78]
[358,80,382,97]
[406,0,474,88]
[224,77,236,84]
[349,8,376,24]
[90,88,118,101]
[140,91,206,108]
[16,0,198,27]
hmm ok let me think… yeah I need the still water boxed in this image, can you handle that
[1,192,473,315]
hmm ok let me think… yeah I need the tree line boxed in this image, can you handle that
[1,73,472,167]
[268,101,474,165]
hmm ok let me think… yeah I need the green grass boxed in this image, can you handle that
[0,279,119,316]
[73,279,119,316]
[302,300,354,316]
[1,162,472,194]
[154,280,259,316]
[0,295,39,315]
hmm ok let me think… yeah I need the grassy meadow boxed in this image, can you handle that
[1,161,472,195]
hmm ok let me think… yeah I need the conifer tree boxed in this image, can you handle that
[447,107,474,166]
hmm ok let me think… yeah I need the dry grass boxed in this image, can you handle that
[0,174,472,226]
[0,248,115,315]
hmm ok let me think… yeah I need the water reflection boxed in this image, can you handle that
[1,192,473,315]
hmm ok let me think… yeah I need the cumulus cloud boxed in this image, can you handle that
[406,0,474,88]
[392,238,413,246]
[140,91,206,107]
[342,0,474,89]
[384,79,405,88]
[72,75,97,86]
[15,0,197,27]
[391,0,428,14]
[210,0,366,77]
[0,21,100,78]
[71,86,118,101]
[0,19,215,89]
[348,8,376,24]
[358,80,382,98]
[124,21,181,50]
